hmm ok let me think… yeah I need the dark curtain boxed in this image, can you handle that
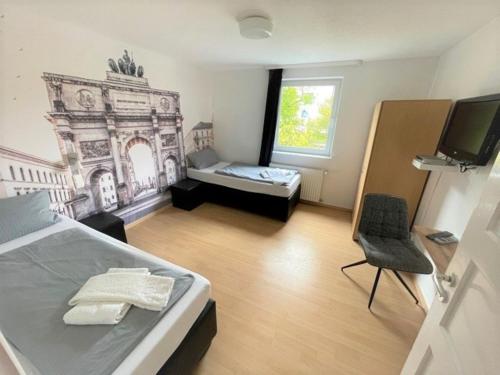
[258,69,283,166]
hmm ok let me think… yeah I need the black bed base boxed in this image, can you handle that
[157,299,217,375]
[202,182,301,222]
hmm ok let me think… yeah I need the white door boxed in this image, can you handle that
[402,152,500,375]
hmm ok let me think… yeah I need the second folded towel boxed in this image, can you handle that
[63,301,132,325]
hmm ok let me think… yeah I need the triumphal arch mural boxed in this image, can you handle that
[42,53,186,220]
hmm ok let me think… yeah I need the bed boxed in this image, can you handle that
[0,215,217,375]
[187,161,301,221]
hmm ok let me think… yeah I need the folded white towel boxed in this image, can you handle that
[63,268,150,326]
[68,273,175,312]
[63,302,131,325]
[260,168,297,185]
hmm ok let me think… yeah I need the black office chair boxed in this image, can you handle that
[342,194,433,310]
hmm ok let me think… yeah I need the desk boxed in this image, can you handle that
[413,225,458,273]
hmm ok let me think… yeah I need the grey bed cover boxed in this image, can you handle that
[0,228,194,375]
[214,162,298,185]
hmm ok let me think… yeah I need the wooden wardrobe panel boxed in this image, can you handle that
[352,102,382,234]
[352,100,452,239]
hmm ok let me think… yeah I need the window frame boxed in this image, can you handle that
[273,77,343,158]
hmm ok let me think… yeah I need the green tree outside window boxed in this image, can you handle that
[276,85,335,151]
[277,86,334,150]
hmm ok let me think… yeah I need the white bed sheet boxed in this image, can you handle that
[187,161,301,198]
[0,216,211,375]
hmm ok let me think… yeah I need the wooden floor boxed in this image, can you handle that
[126,203,426,375]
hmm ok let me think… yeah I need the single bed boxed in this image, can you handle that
[0,215,216,375]
[188,161,301,198]
[187,161,301,221]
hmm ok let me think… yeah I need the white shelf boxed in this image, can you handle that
[412,158,459,172]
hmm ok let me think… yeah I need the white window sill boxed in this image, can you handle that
[272,150,333,160]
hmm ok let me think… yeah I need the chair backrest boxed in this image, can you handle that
[358,194,410,240]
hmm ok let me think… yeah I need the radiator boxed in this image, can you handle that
[270,163,325,202]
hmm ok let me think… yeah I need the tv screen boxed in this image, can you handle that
[439,94,500,165]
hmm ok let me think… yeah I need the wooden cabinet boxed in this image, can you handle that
[352,100,452,239]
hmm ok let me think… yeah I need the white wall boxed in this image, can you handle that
[212,69,268,164]
[416,17,500,239]
[0,5,213,162]
[211,58,438,208]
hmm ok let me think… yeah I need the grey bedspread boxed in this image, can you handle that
[215,163,298,185]
[0,228,194,375]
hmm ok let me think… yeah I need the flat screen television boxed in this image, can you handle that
[439,93,500,165]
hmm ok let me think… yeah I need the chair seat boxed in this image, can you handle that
[359,234,433,274]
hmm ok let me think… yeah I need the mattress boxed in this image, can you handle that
[188,161,301,198]
[0,216,211,375]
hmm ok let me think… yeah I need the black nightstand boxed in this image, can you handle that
[170,179,205,211]
[79,212,128,243]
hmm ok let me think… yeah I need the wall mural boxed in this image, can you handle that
[0,50,188,223]
[185,121,214,154]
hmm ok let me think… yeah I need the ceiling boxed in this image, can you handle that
[8,0,500,69]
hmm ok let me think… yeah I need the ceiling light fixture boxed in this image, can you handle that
[239,16,273,40]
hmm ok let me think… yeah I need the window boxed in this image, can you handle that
[9,166,16,180]
[37,170,41,182]
[29,169,34,181]
[20,167,25,181]
[273,78,342,157]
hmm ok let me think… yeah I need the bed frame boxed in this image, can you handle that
[202,182,301,222]
[157,299,217,374]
